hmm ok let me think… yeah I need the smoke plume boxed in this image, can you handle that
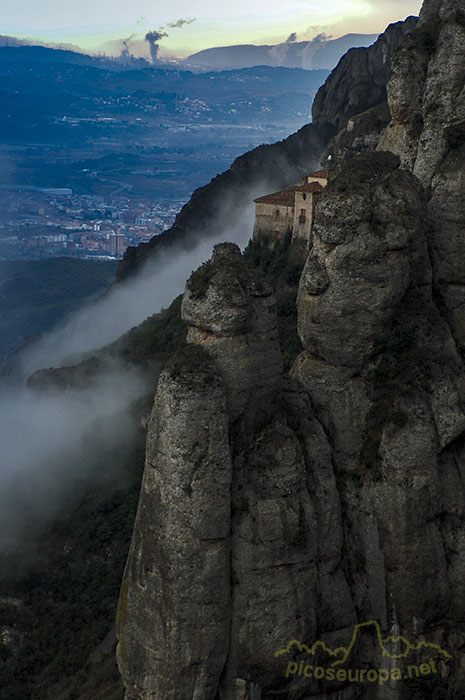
[144,18,196,63]
[121,32,136,59]
[298,33,332,69]
[145,29,168,63]
[268,31,299,65]
[166,18,196,29]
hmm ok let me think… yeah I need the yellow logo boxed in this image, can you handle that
[275,620,451,687]
[274,619,451,666]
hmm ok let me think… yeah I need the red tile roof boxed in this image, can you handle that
[254,188,295,206]
[254,181,323,206]
[295,183,324,194]
[306,169,330,179]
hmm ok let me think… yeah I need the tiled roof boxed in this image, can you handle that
[254,188,296,206]
[306,169,330,179]
[295,183,324,194]
[254,181,323,206]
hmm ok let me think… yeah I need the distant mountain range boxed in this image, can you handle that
[0,44,146,70]
[0,33,379,73]
[0,46,330,144]
[183,34,380,71]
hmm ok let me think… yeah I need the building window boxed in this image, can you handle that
[274,209,280,221]
[299,208,306,223]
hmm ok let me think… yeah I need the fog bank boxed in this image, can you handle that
[0,178,270,549]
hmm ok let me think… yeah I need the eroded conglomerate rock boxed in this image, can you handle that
[117,245,358,700]
[297,152,429,369]
[117,3,465,695]
[118,148,465,698]
[116,344,232,700]
[293,152,465,697]
[321,102,392,164]
[181,242,283,421]
[378,0,465,351]
[312,18,418,133]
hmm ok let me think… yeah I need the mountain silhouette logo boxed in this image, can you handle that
[274,620,451,667]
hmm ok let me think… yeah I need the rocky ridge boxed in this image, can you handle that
[117,2,465,698]
[377,0,465,353]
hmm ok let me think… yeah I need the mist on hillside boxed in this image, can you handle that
[0,361,148,548]
[20,188,260,376]
[0,174,292,549]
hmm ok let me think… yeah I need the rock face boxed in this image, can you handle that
[297,152,428,369]
[117,343,233,700]
[117,244,352,699]
[182,243,283,420]
[117,157,465,699]
[117,1,465,698]
[293,157,465,648]
[311,18,418,132]
[377,0,465,351]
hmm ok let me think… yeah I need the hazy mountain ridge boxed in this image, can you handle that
[0,49,330,140]
[0,33,379,73]
[184,33,380,71]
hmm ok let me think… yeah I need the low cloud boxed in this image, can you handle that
[0,360,148,547]
[2,175,285,547]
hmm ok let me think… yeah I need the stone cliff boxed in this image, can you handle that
[117,1,465,698]
[377,0,465,353]
[311,17,418,133]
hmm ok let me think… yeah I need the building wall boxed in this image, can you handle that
[292,191,315,245]
[303,175,327,187]
[252,203,294,244]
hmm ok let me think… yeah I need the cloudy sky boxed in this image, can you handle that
[1,0,423,57]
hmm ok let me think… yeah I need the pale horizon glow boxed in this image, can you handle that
[0,0,423,58]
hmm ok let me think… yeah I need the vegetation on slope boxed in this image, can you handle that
[0,258,117,359]
[243,233,305,370]
[0,430,146,700]
[115,233,305,371]
[111,294,187,364]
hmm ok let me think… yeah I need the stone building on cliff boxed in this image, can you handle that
[252,170,331,250]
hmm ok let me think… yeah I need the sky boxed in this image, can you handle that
[0,0,423,58]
